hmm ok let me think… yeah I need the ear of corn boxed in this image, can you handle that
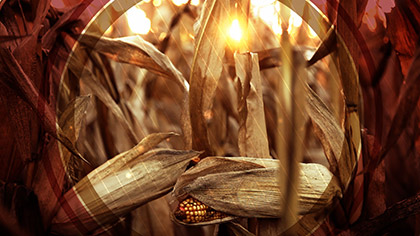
[51,133,201,235]
[172,157,341,225]
[173,197,237,226]
[174,197,230,223]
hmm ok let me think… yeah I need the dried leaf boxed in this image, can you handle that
[335,0,362,192]
[59,95,91,147]
[189,0,230,155]
[226,222,256,236]
[172,214,237,227]
[307,86,344,178]
[381,46,420,162]
[307,26,337,67]
[68,54,139,144]
[0,47,85,164]
[78,34,187,92]
[113,132,180,164]
[0,34,29,43]
[173,157,341,223]
[386,1,420,76]
[42,3,82,52]
[235,52,270,158]
[52,142,200,235]
[337,0,359,107]
[0,47,56,135]
[58,95,91,182]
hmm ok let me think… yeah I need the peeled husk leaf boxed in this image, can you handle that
[51,133,200,235]
[172,157,341,224]
[172,214,238,227]
[235,52,270,158]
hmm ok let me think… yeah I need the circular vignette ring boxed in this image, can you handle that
[60,0,369,234]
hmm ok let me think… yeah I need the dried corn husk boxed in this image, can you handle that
[235,52,270,158]
[173,157,341,224]
[51,133,200,235]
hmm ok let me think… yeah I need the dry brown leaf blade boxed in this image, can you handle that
[58,95,91,182]
[307,26,337,67]
[235,52,270,158]
[112,132,180,165]
[307,86,344,178]
[189,0,229,155]
[68,55,139,144]
[78,34,187,92]
[381,46,420,163]
[0,47,86,164]
[120,36,188,91]
[337,0,359,107]
[58,95,91,145]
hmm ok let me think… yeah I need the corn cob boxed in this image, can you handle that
[174,197,229,223]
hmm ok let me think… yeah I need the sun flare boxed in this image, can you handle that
[229,19,243,42]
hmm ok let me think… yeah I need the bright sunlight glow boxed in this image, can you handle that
[153,0,162,7]
[229,19,242,42]
[172,0,189,6]
[126,7,151,35]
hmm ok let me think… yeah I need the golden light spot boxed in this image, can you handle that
[172,0,188,6]
[125,172,132,179]
[153,0,162,7]
[272,21,282,36]
[229,19,242,42]
[308,26,317,39]
[289,11,302,28]
[159,32,167,41]
[104,25,113,35]
[126,7,151,35]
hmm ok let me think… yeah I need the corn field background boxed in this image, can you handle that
[0,0,420,235]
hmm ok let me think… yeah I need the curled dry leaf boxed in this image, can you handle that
[58,95,91,182]
[337,0,359,107]
[386,1,420,76]
[0,47,85,163]
[307,26,337,67]
[51,133,200,235]
[78,34,188,92]
[172,157,341,224]
[76,34,192,148]
[235,52,270,158]
[307,86,344,179]
[68,54,139,144]
[379,46,420,165]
